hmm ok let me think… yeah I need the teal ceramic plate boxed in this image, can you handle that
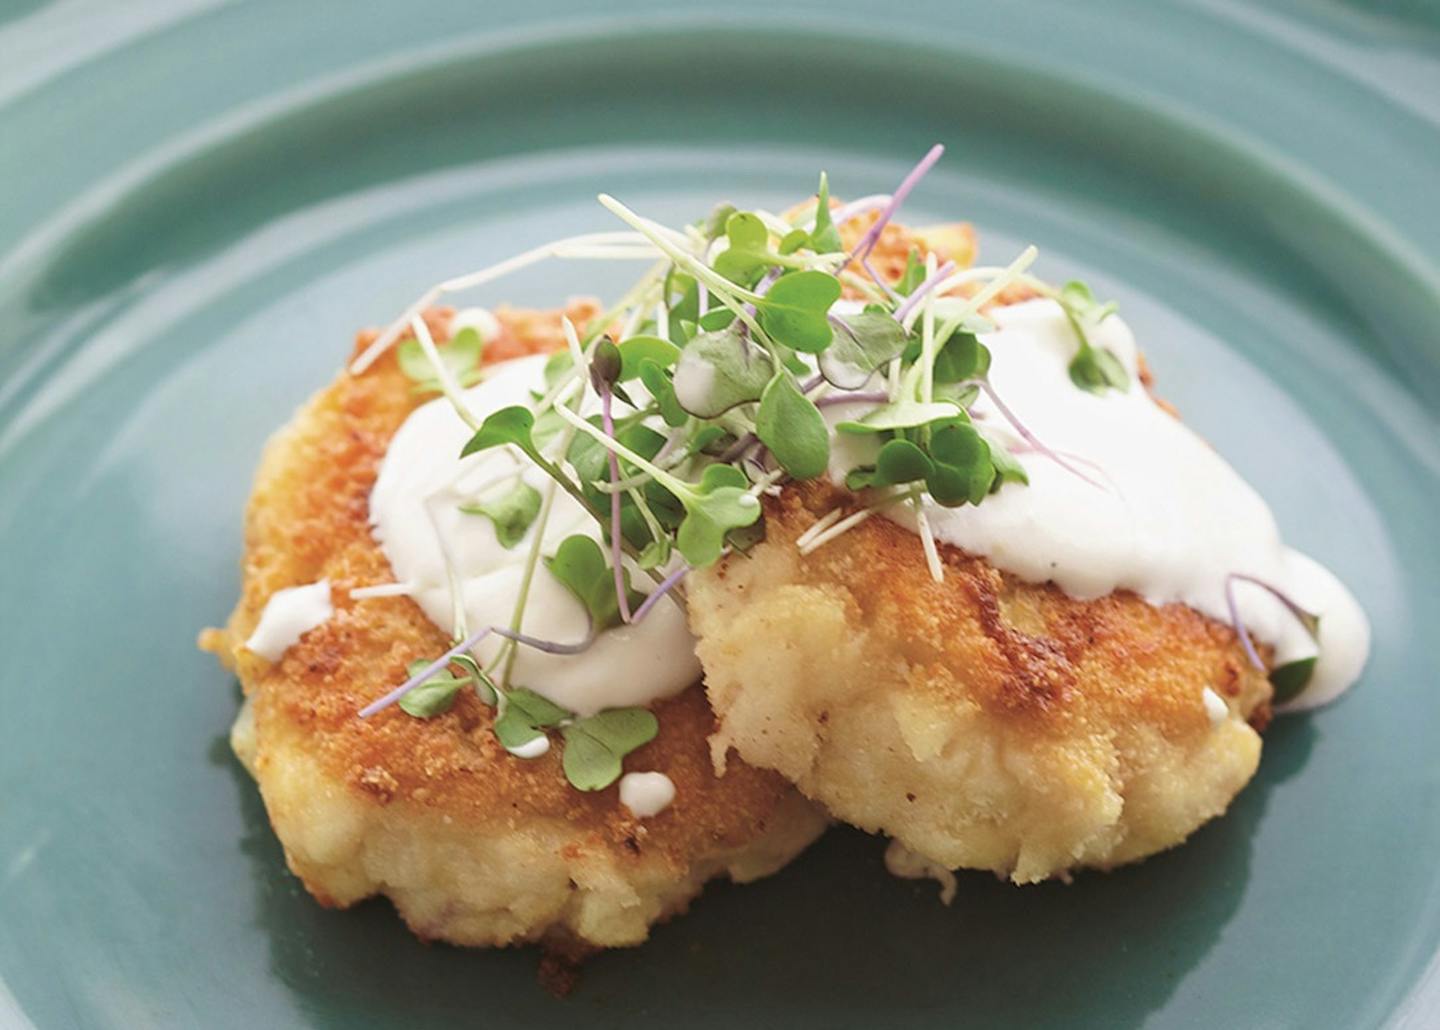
[2,2,1438,1026]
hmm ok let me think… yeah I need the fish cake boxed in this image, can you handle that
[202,304,826,950]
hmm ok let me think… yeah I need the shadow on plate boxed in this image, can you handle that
[210,692,1316,1030]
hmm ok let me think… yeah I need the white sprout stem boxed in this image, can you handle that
[582,262,666,346]
[596,194,770,343]
[626,484,667,546]
[920,252,939,404]
[561,316,587,375]
[904,245,1039,334]
[795,507,845,549]
[799,487,919,555]
[655,300,670,340]
[831,193,892,227]
[349,582,417,600]
[550,399,690,499]
[410,316,481,431]
[349,231,647,373]
[839,269,886,302]
[913,498,944,583]
[745,467,788,499]
[424,492,470,641]
[551,245,662,260]
[500,475,560,686]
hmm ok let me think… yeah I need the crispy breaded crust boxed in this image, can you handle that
[689,481,1273,884]
[203,302,825,949]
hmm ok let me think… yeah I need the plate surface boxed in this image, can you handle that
[2,2,1439,1027]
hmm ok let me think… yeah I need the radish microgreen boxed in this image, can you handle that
[358,146,1240,792]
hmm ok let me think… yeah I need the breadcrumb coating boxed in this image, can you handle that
[689,481,1272,884]
[202,302,825,950]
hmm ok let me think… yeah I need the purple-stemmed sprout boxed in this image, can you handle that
[1224,573,1322,671]
[894,260,957,324]
[862,255,902,302]
[489,623,596,655]
[592,341,633,623]
[745,268,782,318]
[359,626,494,717]
[850,144,945,266]
[977,380,1104,489]
[719,432,759,464]
[816,391,890,408]
[631,564,689,623]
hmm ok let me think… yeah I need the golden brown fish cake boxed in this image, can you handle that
[689,480,1273,886]
[202,303,826,951]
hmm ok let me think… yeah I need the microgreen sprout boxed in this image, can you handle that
[355,146,1163,793]
[1224,573,1322,702]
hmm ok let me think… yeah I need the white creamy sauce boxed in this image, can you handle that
[370,355,699,717]
[884,839,958,905]
[449,306,501,341]
[244,579,333,661]
[1202,687,1230,726]
[619,771,676,817]
[371,299,1367,718]
[826,299,1369,708]
[505,734,551,760]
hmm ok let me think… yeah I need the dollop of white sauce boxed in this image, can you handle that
[884,839,958,905]
[370,355,699,717]
[373,299,1367,717]
[449,306,501,341]
[1202,687,1230,725]
[505,734,551,759]
[827,299,1370,707]
[244,580,333,661]
[619,771,676,817]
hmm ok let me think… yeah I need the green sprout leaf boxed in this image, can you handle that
[926,423,995,506]
[674,464,763,566]
[1057,280,1129,395]
[703,202,738,241]
[672,324,775,418]
[896,249,926,295]
[461,406,538,459]
[756,271,842,353]
[933,331,992,383]
[398,658,471,718]
[778,228,808,255]
[397,327,485,394]
[713,211,773,284]
[545,535,642,633]
[985,437,1030,491]
[617,335,680,381]
[561,708,659,791]
[836,398,966,434]
[876,438,935,485]
[543,348,574,390]
[638,359,687,427]
[459,480,541,549]
[1270,656,1318,705]
[819,311,909,389]
[1069,345,1130,394]
[493,686,571,751]
[808,171,843,254]
[755,374,829,479]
